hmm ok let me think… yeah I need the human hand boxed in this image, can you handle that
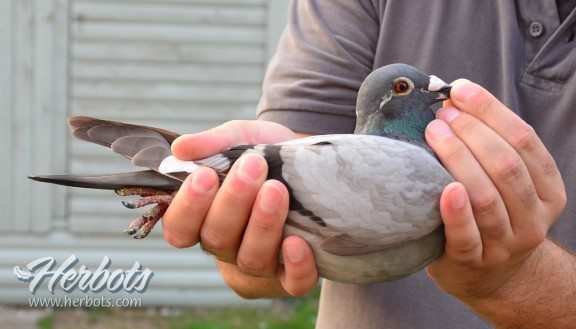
[162,120,319,298]
[424,80,567,303]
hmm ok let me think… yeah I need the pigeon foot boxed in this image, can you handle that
[115,187,175,239]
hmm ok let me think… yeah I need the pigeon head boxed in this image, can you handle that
[354,64,451,144]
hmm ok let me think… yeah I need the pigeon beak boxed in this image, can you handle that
[425,75,451,100]
[434,85,452,100]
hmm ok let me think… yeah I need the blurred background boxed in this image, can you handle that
[0,0,319,327]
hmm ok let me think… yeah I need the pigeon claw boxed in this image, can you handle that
[114,187,175,239]
[122,201,136,209]
[124,203,169,239]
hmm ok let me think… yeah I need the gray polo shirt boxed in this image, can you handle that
[258,1,576,327]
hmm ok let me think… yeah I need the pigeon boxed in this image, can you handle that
[29,63,454,283]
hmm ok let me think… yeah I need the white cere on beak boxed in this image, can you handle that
[428,75,448,91]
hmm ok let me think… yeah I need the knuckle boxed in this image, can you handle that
[492,153,524,182]
[231,287,258,300]
[472,191,500,215]
[162,220,198,249]
[436,135,469,163]
[452,112,476,133]
[518,185,539,208]
[284,279,316,297]
[237,255,274,277]
[543,156,560,177]
[510,124,537,152]
[480,218,509,240]
[219,186,249,208]
[530,223,548,245]
[518,221,548,248]
[472,91,497,117]
[448,254,478,267]
[556,188,568,209]
[221,170,263,203]
[446,144,469,162]
[200,228,230,254]
[163,230,196,249]
[549,182,568,211]
[446,243,480,267]
[252,211,283,233]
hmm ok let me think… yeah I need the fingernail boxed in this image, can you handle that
[259,183,283,214]
[190,168,216,194]
[284,238,305,263]
[452,81,478,103]
[237,154,264,182]
[449,184,466,210]
[436,106,461,123]
[427,119,454,141]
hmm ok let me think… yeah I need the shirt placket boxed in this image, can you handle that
[518,1,576,92]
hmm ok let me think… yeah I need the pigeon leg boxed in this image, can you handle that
[115,187,173,198]
[125,204,169,239]
[114,187,176,239]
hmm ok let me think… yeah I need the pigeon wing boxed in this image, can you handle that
[67,116,188,182]
[28,170,182,190]
[68,116,180,145]
[273,134,453,256]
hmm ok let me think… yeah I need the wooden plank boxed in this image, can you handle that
[71,81,262,102]
[0,230,249,306]
[0,249,217,270]
[72,61,263,83]
[0,0,14,232]
[69,196,147,217]
[73,2,265,26]
[30,0,57,233]
[50,0,71,222]
[71,99,257,121]
[265,0,290,61]
[2,0,71,233]
[0,287,253,306]
[12,0,34,232]
[92,0,266,6]
[0,0,291,308]
[72,21,265,44]
[0,231,171,248]
[72,41,265,64]
[0,269,227,288]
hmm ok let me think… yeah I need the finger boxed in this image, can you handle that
[171,120,298,160]
[162,167,219,248]
[449,80,565,208]
[277,236,319,297]
[236,180,290,277]
[426,119,511,244]
[200,153,268,263]
[435,106,542,236]
[439,182,482,265]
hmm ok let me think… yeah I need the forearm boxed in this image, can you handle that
[467,239,576,328]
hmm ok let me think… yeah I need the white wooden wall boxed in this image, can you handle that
[0,0,289,306]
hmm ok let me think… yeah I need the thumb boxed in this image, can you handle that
[172,120,297,160]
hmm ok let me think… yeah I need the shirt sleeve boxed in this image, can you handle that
[256,0,381,135]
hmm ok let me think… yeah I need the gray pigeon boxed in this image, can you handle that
[30,63,453,283]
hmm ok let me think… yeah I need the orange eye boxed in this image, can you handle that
[393,80,410,94]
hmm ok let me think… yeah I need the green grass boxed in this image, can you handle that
[37,287,320,329]
[37,314,54,329]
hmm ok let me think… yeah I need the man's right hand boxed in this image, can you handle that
[161,120,319,298]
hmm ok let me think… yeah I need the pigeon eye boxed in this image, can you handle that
[392,78,414,95]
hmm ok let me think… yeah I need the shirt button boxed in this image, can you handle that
[529,22,544,37]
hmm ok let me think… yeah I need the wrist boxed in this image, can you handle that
[464,239,576,328]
